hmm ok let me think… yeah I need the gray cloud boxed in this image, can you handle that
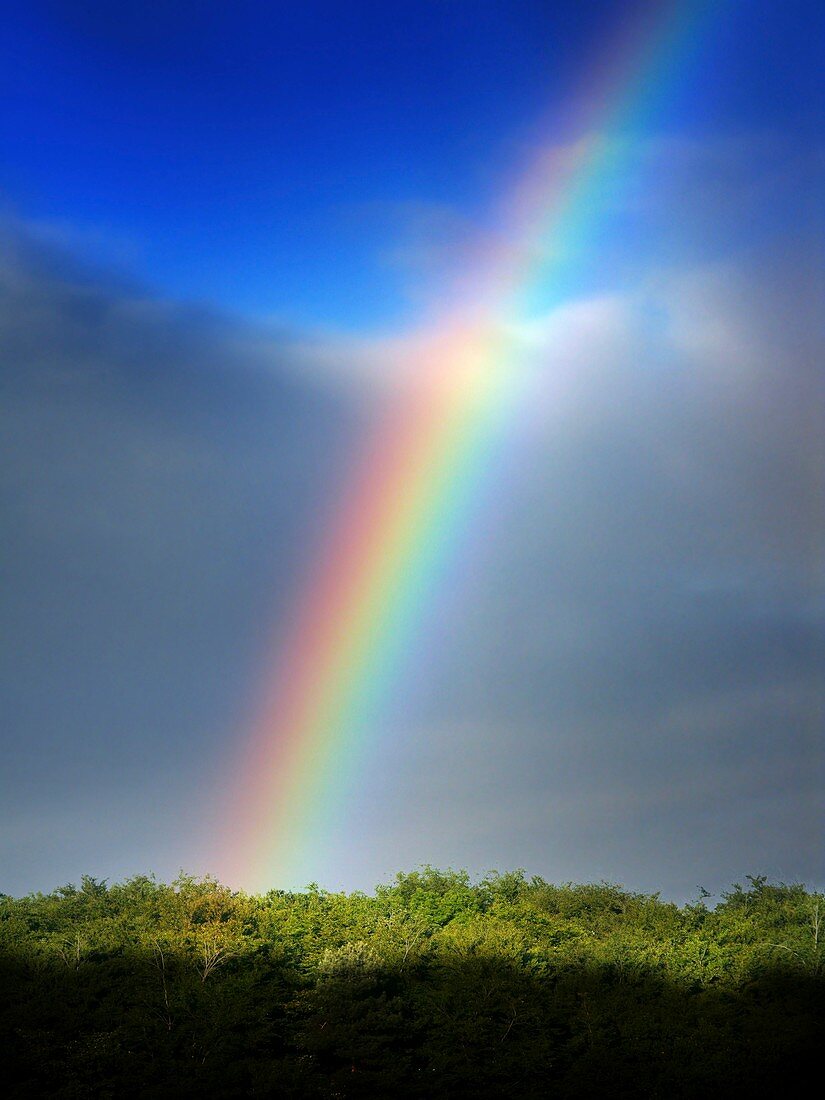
[1,212,822,902]
[0,218,366,893]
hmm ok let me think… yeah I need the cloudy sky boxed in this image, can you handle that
[1,1,823,900]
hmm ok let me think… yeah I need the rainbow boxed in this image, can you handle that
[223,0,715,891]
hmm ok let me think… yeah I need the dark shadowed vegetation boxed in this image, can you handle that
[1,869,822,1097]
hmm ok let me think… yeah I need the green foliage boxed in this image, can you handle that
[1,870,822,1097]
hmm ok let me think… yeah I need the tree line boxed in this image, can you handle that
[1,868,822,1096]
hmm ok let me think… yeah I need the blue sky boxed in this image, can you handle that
[1,1,823,898]
[3,1,821,326]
